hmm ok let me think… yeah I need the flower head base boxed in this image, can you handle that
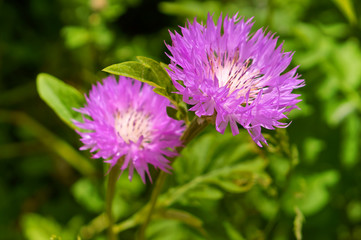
[74,76,184,183]
[166,13,305,146]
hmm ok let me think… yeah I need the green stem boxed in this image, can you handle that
[138,171,167,240]
[175,116,210,159]
[137,116,209,239]
[106,161,122,240]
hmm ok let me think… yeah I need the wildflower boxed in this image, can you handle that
[166,13,304,146]
[74,76,184,183]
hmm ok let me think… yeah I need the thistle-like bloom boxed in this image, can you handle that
[74,76,184,183]
[166,14,305,146]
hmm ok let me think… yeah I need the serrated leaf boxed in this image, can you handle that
[36,73,85,129]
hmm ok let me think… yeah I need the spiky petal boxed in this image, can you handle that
[74,76,184,183]
[166,13,304,146]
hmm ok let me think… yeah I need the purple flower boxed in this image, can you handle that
[166,13,305,146]
[74,76,184,183]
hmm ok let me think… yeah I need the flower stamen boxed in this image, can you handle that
[115,109,153,145]
[208,52,264,101]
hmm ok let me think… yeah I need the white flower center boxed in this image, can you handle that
[208,52,264,101]
[114,109,153,144]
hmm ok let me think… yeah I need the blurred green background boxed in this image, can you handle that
[1,0,361,239]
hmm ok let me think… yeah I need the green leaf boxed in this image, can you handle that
[36,73,85,129]
[333,40,361,90]
[341,113,360,167]
[61,26,89,49]
[153,208,204,230]
[282,170,340,215]
[103,57,188,123]
[166,106,179,121]
[223,222,246,240]
[21,213,83,240]
[159,131,267,206]
[103,57,177,99]
[71,178,104,213]
[137,56,174,90]
[103,61,159,87]
[333,0,358,25]
[147,219,204,240]
[186,185,224,200]
[22,213,62,240]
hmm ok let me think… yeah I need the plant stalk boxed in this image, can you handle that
[106,161,122,240]
[137,116,209,239]
[138,170,167,239]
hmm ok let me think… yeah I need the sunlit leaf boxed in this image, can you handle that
[341,113,360,167]
[22,213,62,240]
[103,57,188,122]
[21,213,82,240]
[36,73,85,129]
[333,0,358,25]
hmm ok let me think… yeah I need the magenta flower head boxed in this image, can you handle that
[166,13,305,146]
[74,76,184,183]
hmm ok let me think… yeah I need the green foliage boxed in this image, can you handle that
[21,213,82,240]
[71,178,104,213]
[3,0,361,239]
[223,221,246,240]
[103,57,188,122]
[282,170,339,215]
[36,73,85,129]
[293,207,304,240]
[146,219,204,240]
[22,214,62,240]
[110,131,272,239]
[333,0,358,25]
